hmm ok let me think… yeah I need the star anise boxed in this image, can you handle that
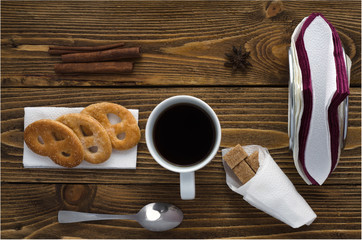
[224,46,251,72]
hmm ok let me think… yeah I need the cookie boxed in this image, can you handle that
[57,113,112,164]
[81,102,141,150]
[24,119,84,168]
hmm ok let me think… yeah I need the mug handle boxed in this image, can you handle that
[180,172,195,200]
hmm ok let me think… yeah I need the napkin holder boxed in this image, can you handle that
[222,145,316,228]
[288,13,351,185]
[288,48,350,151]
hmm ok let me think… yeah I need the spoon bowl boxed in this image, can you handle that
[58,202,183,232]
[136,203,183,231]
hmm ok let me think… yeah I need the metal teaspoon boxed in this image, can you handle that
[58,202,183,232]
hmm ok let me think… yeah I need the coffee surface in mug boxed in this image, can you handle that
[153,103,215,166]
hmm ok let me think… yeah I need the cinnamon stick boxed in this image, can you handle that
[48,49,88,55]
[61,47,142,63]
[54,62,133,74]
[48,42,125,55]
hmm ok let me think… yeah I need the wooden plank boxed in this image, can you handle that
[1,183,360,239]
[1,87,360,185]
[1,1,360,87]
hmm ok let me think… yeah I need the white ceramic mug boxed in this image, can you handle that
[145,95,221,200]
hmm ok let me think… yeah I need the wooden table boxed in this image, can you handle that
[1,1,361,239]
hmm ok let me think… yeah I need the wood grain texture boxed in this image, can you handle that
[1,0,360,87]
[1,183,360,239]
[1,1,361,239]
[1,87,360,185]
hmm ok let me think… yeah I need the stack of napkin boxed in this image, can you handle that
[288,13,351,185]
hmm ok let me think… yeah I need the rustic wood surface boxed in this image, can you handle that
[1,184,360,239]
[1,0,361,239]
[1,88,361,186]
[1,0,361,87]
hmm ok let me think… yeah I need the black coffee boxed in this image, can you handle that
[153,103,215,166]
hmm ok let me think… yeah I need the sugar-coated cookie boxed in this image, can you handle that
[24,119,84,168]
[81,102,140,150]
[57,113,112,164]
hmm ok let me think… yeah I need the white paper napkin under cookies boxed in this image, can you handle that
[222,145,317,228]
[23,107,139,169]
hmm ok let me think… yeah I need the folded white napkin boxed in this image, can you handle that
[222,145,317,228]
[23,107,139,169]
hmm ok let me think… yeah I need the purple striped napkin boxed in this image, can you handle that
[293,13,350,185]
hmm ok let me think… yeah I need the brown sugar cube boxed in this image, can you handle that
[224,144,248,169]
[233,161,255,184]
[245,150,259,172]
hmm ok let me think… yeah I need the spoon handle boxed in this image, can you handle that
[58,210,137,223]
